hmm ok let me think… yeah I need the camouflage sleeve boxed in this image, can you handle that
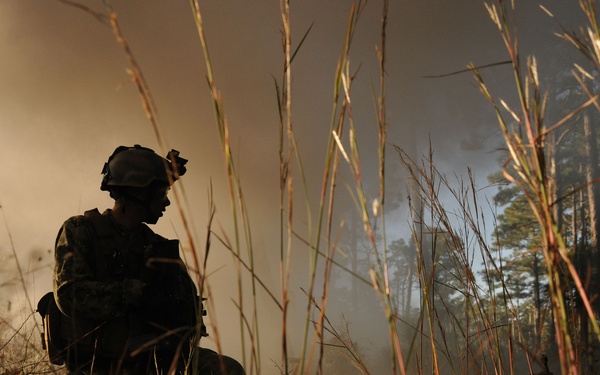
[53,216,145,321]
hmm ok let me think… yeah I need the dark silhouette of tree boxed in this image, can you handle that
[388,238,418,319]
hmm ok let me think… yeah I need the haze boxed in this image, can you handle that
[0,1,585,373]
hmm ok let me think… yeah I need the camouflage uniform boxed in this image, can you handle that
[50,145,244,375]
[53,208,244,375]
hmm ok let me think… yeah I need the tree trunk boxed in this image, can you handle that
[584,116,600,253]
[583,115,599,375]
[533,253,541,338]
[405,256,413,318]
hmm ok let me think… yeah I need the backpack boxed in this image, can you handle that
[37,291,66,365]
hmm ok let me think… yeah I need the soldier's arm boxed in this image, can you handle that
[53,216,144,321]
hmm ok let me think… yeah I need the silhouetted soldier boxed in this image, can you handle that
[44,145,244,374]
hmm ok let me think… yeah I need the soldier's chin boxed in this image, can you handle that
[145,214,161,225]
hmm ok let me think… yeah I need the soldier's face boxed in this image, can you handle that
[146,186,170,224]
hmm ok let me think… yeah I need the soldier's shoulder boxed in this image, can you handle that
[60,209,102,232]
[62,213,88,226]
[56,211,99,246]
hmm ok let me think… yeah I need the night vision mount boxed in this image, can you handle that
[166,149,187,179]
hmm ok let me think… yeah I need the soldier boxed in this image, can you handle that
[50,145,244,374]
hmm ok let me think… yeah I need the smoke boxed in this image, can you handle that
[0,0,586,372]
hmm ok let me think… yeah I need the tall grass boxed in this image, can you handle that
[0,206,59,374]
[3,0,599,374]
[183,0,521,373]
[473,1,600,374]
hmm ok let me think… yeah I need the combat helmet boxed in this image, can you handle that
[101,145,187,191]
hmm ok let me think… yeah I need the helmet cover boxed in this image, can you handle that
[101,145,187,191]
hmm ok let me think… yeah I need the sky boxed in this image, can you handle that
[0,0,587,373]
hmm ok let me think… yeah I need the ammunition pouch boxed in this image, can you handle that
[142,240,204,342]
